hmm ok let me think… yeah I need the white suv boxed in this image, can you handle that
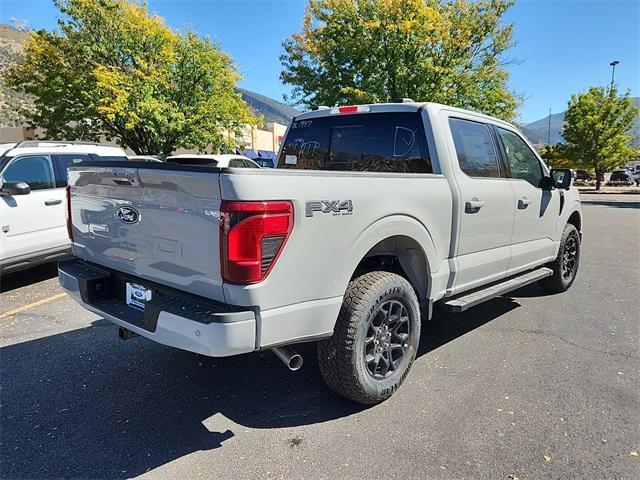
[0,141,128,274]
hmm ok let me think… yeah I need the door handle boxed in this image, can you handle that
[45,199,62,206]
[517,196,533,209]
[465,198,485,213]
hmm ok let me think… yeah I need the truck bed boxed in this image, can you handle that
[68,161,453,313]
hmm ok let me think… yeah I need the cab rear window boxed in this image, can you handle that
[278,112,432,173]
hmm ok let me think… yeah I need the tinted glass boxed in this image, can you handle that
[92,155,128,162]
[449,118,499,178]
[242,159,260,168]
[167,157,218,166]
[256,159,274,168]
[496,128,543,187]
[53,154,92,187]
[1,155,55,191]
[229,158,245,168]
[278,112,432,173]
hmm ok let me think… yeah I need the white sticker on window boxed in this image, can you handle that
[393,127,416,157]
[285,155,298,165]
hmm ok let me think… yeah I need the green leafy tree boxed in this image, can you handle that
[539,143,573,169]
[562,86,638,189]
[280,0,518,120]
[4,0,255,155]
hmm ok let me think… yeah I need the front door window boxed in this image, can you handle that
[495,128,543,187]
[1,155,55,191]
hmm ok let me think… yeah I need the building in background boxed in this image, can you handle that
[0,121,288,162]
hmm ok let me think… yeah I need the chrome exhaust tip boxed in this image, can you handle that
[271,346,303,371]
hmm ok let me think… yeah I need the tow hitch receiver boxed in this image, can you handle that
[118,327,139,340]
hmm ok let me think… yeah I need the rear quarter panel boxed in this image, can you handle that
[220,169,453,310]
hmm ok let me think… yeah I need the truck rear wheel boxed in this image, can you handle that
[317,271,421,405]
[539,223,581,293]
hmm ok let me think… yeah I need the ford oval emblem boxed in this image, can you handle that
[117,206,140,224]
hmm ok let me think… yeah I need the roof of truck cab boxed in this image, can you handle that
[293,101,516,129]
[1,142,127,157]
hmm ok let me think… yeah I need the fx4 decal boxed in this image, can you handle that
[306,200,353,217]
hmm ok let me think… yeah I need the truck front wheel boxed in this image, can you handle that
[539,223,581,293]
[317,271,421,405]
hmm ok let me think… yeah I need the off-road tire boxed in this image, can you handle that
[539,223,581,293]
[317,271,421,405]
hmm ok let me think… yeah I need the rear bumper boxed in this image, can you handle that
[58,258,256,357]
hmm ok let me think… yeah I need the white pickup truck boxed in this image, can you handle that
[58,102,581,404]
[0,141,128,274]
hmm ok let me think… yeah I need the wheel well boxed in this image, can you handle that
[567,211,582,234]
[351,236,430,302]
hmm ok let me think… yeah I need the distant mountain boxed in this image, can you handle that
[521,112,566,145]
[0,24,32,127]
[238,88,299,126]
[523,97,640,146]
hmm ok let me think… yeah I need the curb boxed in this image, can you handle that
[578,190,640,195]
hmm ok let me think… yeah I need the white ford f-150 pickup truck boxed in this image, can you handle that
[58,101,581,404]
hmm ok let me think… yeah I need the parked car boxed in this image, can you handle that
[0,141,128,274]
[609,169,637,185]
[166,154,261,168]
[59,102,581,404]
[575,169,593,182]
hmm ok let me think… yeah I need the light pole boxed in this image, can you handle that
[609,60,619,92]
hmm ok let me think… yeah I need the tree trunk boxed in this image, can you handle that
[595,168,602,190]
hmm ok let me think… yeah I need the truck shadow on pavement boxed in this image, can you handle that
[1,295,521,479]
[580,199,640,209]
[0,262,60,293]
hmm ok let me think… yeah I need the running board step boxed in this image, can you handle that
[442,267,553,313]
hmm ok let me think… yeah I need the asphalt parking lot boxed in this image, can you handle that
[1,193,638,480]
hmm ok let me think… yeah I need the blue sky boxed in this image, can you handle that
[1,0,638,123]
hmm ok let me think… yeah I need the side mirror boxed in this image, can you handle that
[550,168,572,190]
[0,181,31,196]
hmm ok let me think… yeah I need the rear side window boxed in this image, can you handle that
[53,154,92,187]
[243,159,260,168]
[229,158,250,168]
[449,118,500,178]
[278,112,432,173]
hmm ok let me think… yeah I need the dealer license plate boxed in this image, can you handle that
[126,282,152,311]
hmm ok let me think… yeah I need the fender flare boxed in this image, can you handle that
[563,200,582,231]
[333,214,438,299]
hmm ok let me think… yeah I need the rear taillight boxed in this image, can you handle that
[220,200,294,284]
[66,186,73,241]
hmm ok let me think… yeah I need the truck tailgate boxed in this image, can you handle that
[67,163,225,301]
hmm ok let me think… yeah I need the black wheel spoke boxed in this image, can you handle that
[378,353,390,376]
[561,234,579,281]
[364,299,411,380]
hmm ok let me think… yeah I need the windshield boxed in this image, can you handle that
[278,112,432,173]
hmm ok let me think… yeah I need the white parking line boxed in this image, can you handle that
[0,293,67,319]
